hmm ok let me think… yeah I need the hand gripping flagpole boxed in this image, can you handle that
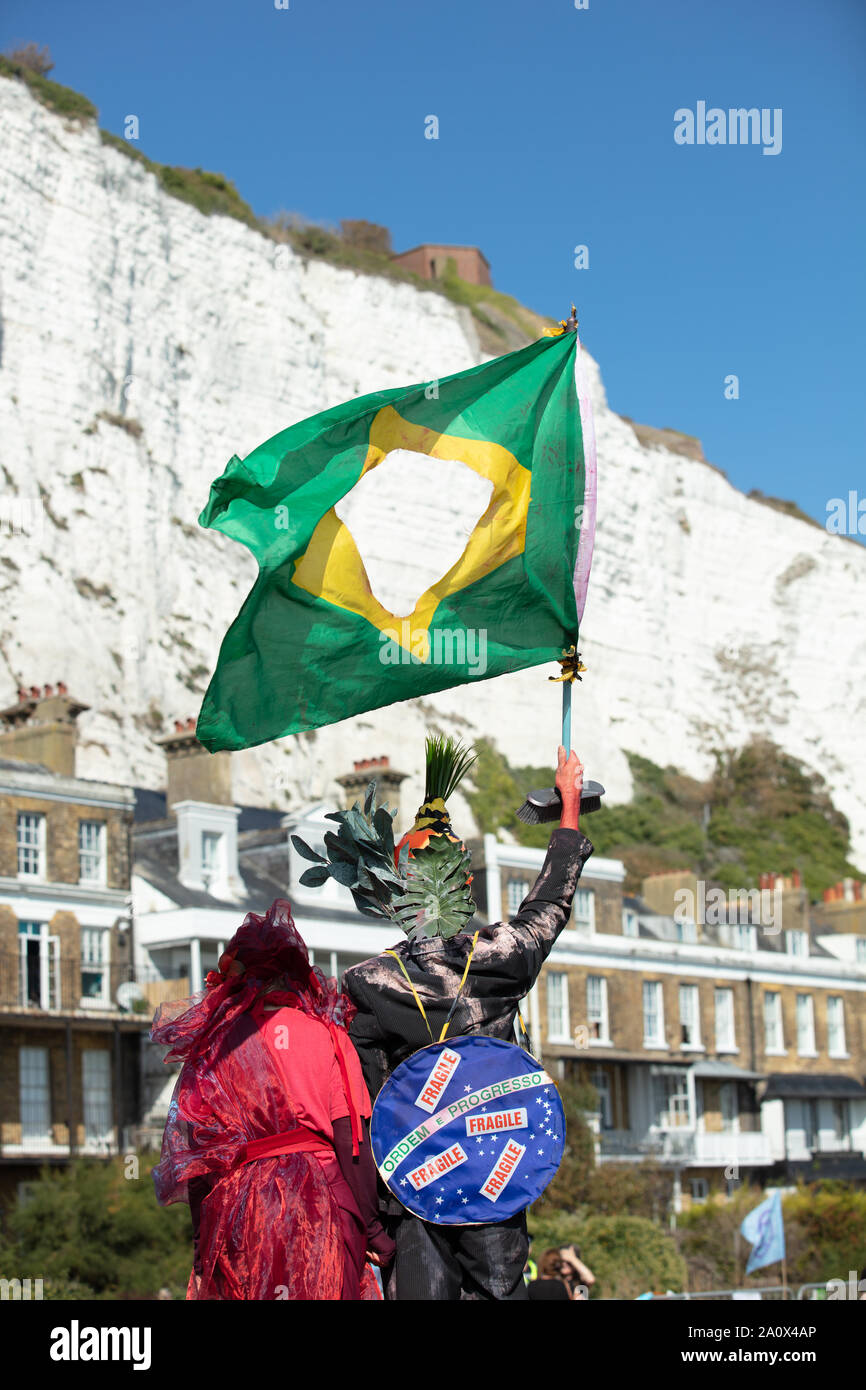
[516,306,604,824]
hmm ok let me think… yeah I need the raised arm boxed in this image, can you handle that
[493,746,594,992]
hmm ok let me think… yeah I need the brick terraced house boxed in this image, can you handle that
[0,685,144,1200]
[477,846,866,1209]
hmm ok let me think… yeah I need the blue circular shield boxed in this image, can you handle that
[371,1036,565,1225]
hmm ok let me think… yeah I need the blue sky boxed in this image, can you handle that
[3,0,864,537]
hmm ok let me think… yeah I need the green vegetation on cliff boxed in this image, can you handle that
[467,737,861,899]
[0,56,545,354]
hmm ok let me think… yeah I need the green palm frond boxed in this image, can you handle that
[393,835,476,940]
[291,781,408,922]
[424,735,477,805]
[292,766,478,940]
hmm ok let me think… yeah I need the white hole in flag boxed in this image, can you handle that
[334,449,494,618]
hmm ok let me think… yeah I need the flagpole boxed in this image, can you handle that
[563,301,580,761]
[514,305,600,824]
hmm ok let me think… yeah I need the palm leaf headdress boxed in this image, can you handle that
[291,736,477,940]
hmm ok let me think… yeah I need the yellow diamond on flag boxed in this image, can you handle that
[292,406,531,660]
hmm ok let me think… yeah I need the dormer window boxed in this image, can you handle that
[574,889,595,933]
[173,801,242,900]
[622,910,639,938]
[201,831,224,891]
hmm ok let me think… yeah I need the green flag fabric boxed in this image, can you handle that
[196,329,585,752]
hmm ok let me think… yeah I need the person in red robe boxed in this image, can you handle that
[151,899,394,1300]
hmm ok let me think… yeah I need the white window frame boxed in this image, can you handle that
[574,888,595,934]
[506,878,526,916]
[714,987,737,1052]
[679,983,702,1049]
[80,927,110,1007]
[796,993,816,1055]
[652,1068,691,1129]
[622,909,639,938]
[546,971,570,1044]
[643,981,666,1047]
[82,1050,113,1151]
[201,830,224,892]
[690,1177,709,1202]
[733,923,757,951]
[856,938,866,965]
[19,1046,52,1145]
[590,1067,613,1129]
[78,820,107,886]
[763,990,785,1054]
[18,922,60,1010]
[17,812,46,879]
[826,996,847,1057]
[720,1080,739,1134]
[832,1098,850,1146]
[786,929,809,958]
[586,975,610,1044]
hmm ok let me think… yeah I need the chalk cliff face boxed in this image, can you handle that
[1,75,865,864]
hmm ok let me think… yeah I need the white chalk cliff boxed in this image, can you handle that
[1,75,865,865]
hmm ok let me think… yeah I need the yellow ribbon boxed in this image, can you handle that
[385,930,480,1043]
[548,644,587,684]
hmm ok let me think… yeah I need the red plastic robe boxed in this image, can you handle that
[151,901,380,1301]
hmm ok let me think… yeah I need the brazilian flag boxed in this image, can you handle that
[196,328,589,752]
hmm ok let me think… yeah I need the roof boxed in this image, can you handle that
[691,1059,765,1081]
[0,754,53,774]
[762,1073,866,1100]
[133,786,285,833]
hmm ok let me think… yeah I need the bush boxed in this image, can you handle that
[0,54,97,123]
[678,1182,866,1293]
[0,1155,191,1299]
[339,219,392,255]
[5,43,53,76]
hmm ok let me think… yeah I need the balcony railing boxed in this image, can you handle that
[598,1128,773,1165]
[2,1103,124,1159]
[0,952,190,1016]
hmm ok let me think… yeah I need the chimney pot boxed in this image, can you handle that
[29,685,40,698]
[43,683,53,697]
[186,717,196,731]
[17,688,27,702]
[57,680,67,694]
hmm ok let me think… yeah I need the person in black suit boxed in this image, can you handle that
[343,745,592,1300]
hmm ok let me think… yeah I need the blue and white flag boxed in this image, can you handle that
[740,1189,785,1275]
[371,1036,565,1225]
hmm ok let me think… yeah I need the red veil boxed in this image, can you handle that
[151,900,374,1300]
